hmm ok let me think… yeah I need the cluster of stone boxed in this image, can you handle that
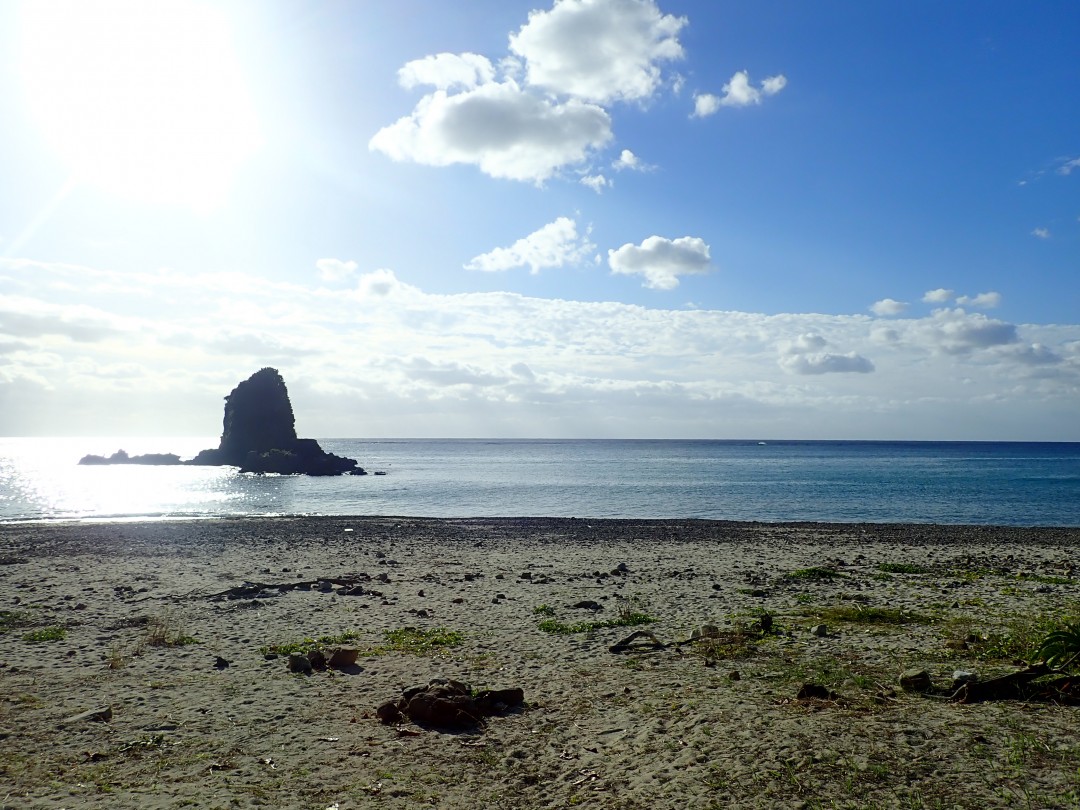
[376,679,525,729]
[78,368,365,476]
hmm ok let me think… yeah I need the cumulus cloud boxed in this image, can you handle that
[613,148,645,171]
[923,288,954,304]
[1009,343,1061,366]
[691,93,721,118]
[913,308,1018,355]
[778,333,874,375]
[608,235,710,290]
[760,75,788,95]
[371,0,688,183]
[694,70,787,116]
[870,298,908,317]
[956,291,1002,309]
[316,258,358,282]
[0,295,124,343]
[509,0,687,104]
[4,257,1079,439]
[580,173,611,193]
[1031,227,1051,239]
[401,355,508,387]
[465,217,596,274]
[369,79,612,183]
[355,268,404,298]
[398,52,495,90]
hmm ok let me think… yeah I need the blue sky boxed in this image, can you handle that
[0,0,1077,440]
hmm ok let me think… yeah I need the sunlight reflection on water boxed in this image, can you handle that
[2,437,1078,525]
[0,438,239,520]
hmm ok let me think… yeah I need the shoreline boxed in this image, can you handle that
[4,514,1080,531]
[2,518,1079,807]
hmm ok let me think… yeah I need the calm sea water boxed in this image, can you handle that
[0,438,1078,526]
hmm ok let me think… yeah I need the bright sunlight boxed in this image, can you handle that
[18,0,261,212]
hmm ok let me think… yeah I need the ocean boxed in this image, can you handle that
[0,438,1078,526]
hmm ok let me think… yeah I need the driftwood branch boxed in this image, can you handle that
[951,664,1080,704]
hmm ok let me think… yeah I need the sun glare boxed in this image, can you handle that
[18,0,261,213]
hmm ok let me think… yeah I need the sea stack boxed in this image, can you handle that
[79,368,365,476]
[189,368,364,475]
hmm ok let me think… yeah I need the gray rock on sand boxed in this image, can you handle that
[952,670,978,689]
[288,654,313,675]
[899,669,933,692]
[572,600,603,611]
[796,683,837,700]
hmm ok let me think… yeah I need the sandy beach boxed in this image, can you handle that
[1,517,1078,809]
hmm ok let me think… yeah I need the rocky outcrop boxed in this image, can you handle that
[78,368,365,476]
[78,450,182,466]
[188,368,364,475]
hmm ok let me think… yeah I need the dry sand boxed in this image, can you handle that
[1,517,1079,809]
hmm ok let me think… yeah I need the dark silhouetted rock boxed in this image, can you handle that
[78,368,366,476]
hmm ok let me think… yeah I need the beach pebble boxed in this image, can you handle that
[898,669,932,692]
[796,683,836,700]
[572,600,602,611]
[951,670,978,689]
[288,654,313,675]
[328,648,358,669]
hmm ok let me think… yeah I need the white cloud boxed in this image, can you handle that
[316,258,358,282]
[1056,156,1080,176]
[398,52,495,91]
[608,235,711,290]
[870,298,908,317]
[922,288,954,304]
[508,0,687,104]
[912,308,1018,355]
[698,70,788,113]
[465,217,596,274]
[1032,227,1051,239]
[780,352,875,376]
[369,79,612,183]
[356,268,404,298]
[779,333,874,375]
[580,173,611,193]
[693,71,786,116]
[1010,343,1061,366]
[761,75,788,95]
[372,1,685,184]
[613,149,643,170]
[691,93,721,118]
[956,291,1002,309]
[3,258,1079,440]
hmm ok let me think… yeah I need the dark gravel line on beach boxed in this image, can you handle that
[2,516,1078,560]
